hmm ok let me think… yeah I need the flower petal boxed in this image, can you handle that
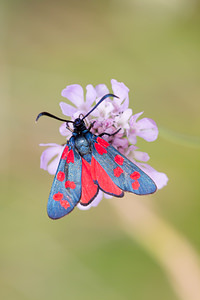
[89,191,104,207]
[77,203,91,210]
[137,162,168,189]
[39,144,63,175]
[127,133,137,145]
[133,151,150,162]
[61,84,84,107]
[111,79,129,110]
[92,101,114,119]
[129,112,143,125]
[86,84,97,107]
[104,193,113,199]
[115,109,132,129]
[47,155,61,175]
[77,190,103,210]
[95,84,109,97]
[59,123,68,136]
[59,102,77,117]
[136,118,158,142]
[125,145,137,156]
[112,137,129,149]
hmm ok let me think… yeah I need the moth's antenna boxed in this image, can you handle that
[36,112,74,124]
[82,94,119,120]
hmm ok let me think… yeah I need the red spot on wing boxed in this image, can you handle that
[57,171,65,181]
[130,171,141,180]
[95,143,107,155]
[60,199,70,209]
[80,158,98,205]
[53,192,63,201]
[67,149,74,163]
[132,180,140,190]
[61,146,69,159]
[65,181,76,189]
[53,192,71,209]
[113,166,123,177]
[114,155,124,165]
[91,157,123,196]
[96,137,109,148]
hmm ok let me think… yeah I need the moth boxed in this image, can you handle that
[36,94,157,219]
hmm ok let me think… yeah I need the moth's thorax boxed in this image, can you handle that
[74,135,91,156]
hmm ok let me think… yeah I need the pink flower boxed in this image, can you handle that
[39,79,168,210]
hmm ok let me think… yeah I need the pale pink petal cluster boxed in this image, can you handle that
[39,79,168,210]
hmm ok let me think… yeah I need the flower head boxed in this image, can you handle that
[39,79,168,210]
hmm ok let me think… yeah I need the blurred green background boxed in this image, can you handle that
[1,0,200,299]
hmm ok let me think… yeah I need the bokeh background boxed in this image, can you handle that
[1,0,200,299]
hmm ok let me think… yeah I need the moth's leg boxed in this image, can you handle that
[66,122,73,133]
[99,128,121,137]
[88,121,96,131]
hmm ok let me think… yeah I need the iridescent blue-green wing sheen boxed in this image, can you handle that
[91,135,157,195]
[47,138,82,219]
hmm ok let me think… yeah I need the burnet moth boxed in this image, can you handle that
[36,94,157,219]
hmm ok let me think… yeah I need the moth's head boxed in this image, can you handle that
[73,117,82,126]
[73,117,86,132]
